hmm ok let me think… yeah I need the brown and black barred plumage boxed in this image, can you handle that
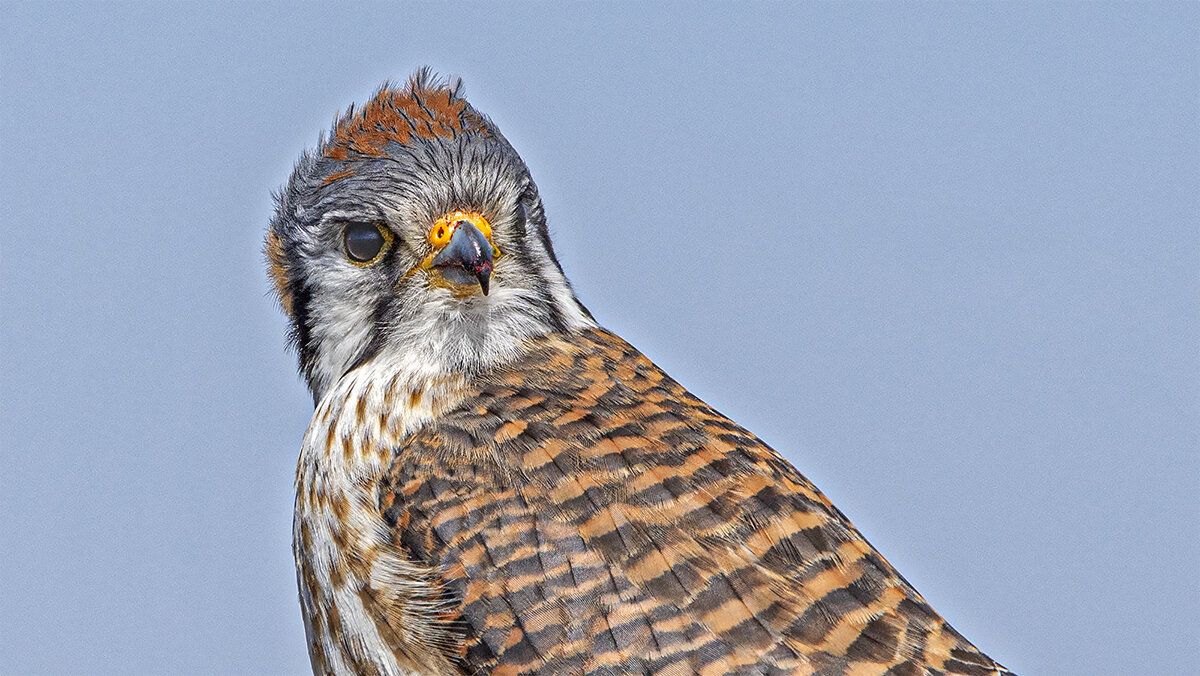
[269,70,1014,675]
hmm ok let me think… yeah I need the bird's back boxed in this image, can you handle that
[372,327,1012,675]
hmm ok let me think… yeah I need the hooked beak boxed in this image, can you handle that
[427,213,496,295]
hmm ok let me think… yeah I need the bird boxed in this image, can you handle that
[266,69,1014,676]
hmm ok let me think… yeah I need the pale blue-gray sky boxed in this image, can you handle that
[1,2,1197,674]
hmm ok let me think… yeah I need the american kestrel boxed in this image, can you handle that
[267,70,1014,676]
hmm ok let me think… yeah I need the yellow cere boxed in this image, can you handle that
[411,210,501,280]
[429,210,494,247]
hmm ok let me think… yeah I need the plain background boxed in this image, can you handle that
[1,2,1197,674]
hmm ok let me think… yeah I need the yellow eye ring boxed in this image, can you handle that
[343,222,394,266]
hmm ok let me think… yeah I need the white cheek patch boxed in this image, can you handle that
[311,304,373,396]
[308,261,382,398]
[531,237,594,329]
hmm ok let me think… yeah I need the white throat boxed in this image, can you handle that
[309,271,594,402]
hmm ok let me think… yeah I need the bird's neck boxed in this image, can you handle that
[308,284,595,403]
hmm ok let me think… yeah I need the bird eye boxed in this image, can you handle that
[343,222,390,264]
[513,202,528,237]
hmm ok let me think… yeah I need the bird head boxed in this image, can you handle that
[267,70,593,401]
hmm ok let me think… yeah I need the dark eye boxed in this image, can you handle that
[513,202,528,237]
[343,222,389,263]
